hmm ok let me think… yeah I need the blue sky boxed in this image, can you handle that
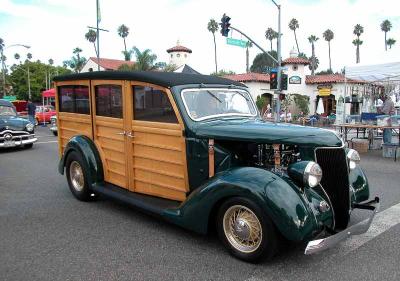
[1,0,399,75]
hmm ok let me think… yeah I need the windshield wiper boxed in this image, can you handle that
[206,90,222,103]
[233,91,250,101]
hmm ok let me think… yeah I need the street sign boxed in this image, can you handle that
[226,38,248,48]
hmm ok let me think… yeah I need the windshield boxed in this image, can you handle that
[181,89,257,121]
[0,105,17,117]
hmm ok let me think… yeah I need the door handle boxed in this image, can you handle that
[116,131,126,136]
[127,131,135,138]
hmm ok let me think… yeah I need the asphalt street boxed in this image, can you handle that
[1,126,400,281]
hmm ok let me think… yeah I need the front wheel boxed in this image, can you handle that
[217,197,278,262]
[65,151,93,201]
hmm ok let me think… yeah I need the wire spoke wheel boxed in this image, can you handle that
[69,161,85,192]
[223,205,263,253]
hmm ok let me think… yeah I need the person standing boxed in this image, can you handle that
[26,98,36,126]
[381,94,395,144]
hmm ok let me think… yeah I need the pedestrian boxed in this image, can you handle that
[26,98,36,125]
[381,94,395,144]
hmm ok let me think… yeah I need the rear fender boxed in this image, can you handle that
[58,135,104,186]
[165,167,320,241]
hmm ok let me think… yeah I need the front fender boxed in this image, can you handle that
[164,167,323,241]
[350,165,369,203]
[58,135,104,186]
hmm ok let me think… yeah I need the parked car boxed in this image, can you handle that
[54,71,379,262]
[0,99,37,148]
[35,105,56,125]
[50,115,57,136]
[11,100,28,118]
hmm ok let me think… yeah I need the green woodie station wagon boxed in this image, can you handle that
[54,71,379,262]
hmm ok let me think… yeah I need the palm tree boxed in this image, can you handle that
[353,24,364,63]
[85,29,98,56]
[387,38,396,49]
[72,47,85,73]
[381,20,392,51]
[246,42,253,73]
[48,58,54,65]
[289,18,300,53]
[117,24,130,60]
[14,53,20,61]
[265,27,278,52]
[352,39,363,63]
[322,29,334,72]
[27,53,32,60]
[128,47,157,71]
[308,56,319,72]
[207,19,219,74]
[308,35,319,75]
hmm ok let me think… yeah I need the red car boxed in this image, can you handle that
[35,105,56,125]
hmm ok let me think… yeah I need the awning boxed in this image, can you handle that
[345,62,400,82]
[42,88,55,98]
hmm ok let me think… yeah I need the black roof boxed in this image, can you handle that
[53,71,244,88]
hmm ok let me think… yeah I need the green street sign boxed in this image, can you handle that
[226,38,249,48]
[3,95,16,101]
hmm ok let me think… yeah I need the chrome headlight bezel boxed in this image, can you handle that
[347,149,360,170]
[26,123,34,132]
[303,161,323,188]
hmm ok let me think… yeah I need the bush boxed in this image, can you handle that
[293,94,310,116]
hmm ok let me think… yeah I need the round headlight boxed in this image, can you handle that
[304,162,323,188]
[347,149,360,170]
[26,123,34,132]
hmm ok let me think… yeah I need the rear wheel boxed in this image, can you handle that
[217,197,278,262]
[52,131,58,136]
[66,151,93,201]
[24,143,33,149]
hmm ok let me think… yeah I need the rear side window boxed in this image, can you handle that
[95,85,123,118]
[58,85,90,114]
[133,86,178,123]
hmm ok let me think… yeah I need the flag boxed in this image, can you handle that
[97,0,101,24]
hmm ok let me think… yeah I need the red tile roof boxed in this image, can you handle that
[282,57,310,65]
[305,74,365,84]
[90,57,134,70]
[224,72,270,83]
[166,45,192,53]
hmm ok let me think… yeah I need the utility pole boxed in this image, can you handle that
[271,0,282,122]
[27,64,31,100]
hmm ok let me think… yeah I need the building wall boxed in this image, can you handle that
[169,51,190,68]
[283,64,308,96]
[81,59,105,73]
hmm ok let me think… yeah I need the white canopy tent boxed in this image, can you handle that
[345,62,400,82]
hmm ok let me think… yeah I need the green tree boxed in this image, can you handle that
[380,19,392,51]
[26,53,32,60]
[256,95,267,111]
[387,38,396,49]
[65,47,86,73]
[211,69,236,76]
[207,19,219,74]
[293,94,310,116]
[353,24,364,63]
[298,52,308,59]
[289,18,300,53]
[265,27,278,52]
[48,58,54,65]
[322,29,334,72]
[0,38,5,98]
[308,35,319,75]
[250,50,278,73]
[14,53,20,61]
[119,47,157,71]
[246,41,253,73]
[117,24,130,60]
[308,56,319,72]
[85,29,98,56]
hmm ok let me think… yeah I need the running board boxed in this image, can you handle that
[91,183,182,217]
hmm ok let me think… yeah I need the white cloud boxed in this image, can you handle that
[1,0,399,74]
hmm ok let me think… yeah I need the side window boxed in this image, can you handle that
[95,85,123,118]
[133,86,178,123]
[58,85,90,114]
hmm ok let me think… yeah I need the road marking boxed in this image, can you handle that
[35,141,58,144]
[342,202,400,254]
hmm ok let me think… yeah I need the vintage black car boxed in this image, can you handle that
[0,99,37,148]
[54,71,379,262]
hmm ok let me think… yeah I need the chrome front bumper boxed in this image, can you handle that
[304,197,380,255]
[0,132,37,148]
[49,126,57,132]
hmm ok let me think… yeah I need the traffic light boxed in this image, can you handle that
[220,14,231,37]
[281,74,288,90]
[270,70,278,90]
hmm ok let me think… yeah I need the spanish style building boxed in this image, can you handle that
[81,57,135,72]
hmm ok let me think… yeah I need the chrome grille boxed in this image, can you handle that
[315,147,350,230]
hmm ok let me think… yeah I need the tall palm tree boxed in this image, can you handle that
[308,35,319,75]
[353,24,364,63]
[27,53,32,60]
[381,19,392,51]
[246,41,253,73]
[72,47,85,72]
[129,47,157,71]
[85,29,98,56]
[14,53,20,61]
[352,39,363,63]
[289,18,300,53]
[387,38,396,49]
[322,29,334,72]
[265,27,278,52]
[207,19,219,74]
[117,24,130,60]
[48,58,54,65]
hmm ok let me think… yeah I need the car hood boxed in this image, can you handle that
[193,118,342,147]
[0,115,29,132]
